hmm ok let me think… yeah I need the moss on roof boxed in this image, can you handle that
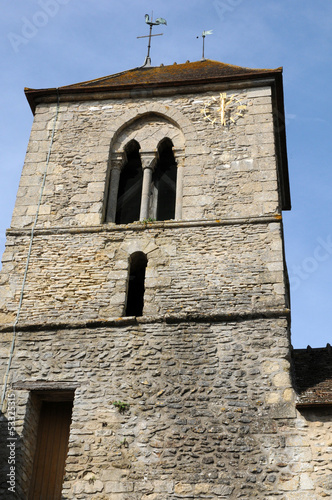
[58,59,281,90]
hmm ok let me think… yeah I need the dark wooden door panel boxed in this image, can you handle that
[29,401,72,500]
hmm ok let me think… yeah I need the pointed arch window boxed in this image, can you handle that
[125,252,147,317]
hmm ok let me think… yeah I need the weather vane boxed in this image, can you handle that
[197,30,213,59]
[137,13,167,67]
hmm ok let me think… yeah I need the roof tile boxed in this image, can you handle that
[293,346,332,405]
[59,59,281,90]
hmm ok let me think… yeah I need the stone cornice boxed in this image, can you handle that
[25,77,279,113]
[6,214,283,237]
[0,308,290,333]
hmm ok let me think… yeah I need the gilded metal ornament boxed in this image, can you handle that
[201,93,248,126]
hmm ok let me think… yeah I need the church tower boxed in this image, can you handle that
[0,59,300,498]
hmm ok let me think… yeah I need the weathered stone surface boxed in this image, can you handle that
[8,87,281,231]
[0,222,286,324]
[0,319,297,498]
[0,73,329,500]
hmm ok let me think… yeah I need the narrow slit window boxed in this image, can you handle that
[115,140,142,224]
[153,138,177,221]
[125,252,147,317]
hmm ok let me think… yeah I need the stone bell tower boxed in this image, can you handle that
[0,59,302,499]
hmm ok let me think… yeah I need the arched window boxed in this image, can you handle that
[106,136,182,224]
[151,138,177,221]
[125,252,147,317]
[115,140,142,224]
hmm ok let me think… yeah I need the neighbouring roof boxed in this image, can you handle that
[293,346,332,406]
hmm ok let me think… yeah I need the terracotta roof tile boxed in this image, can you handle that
[24,59,283,111]
[59,59,281,90]
[293,346,332,405]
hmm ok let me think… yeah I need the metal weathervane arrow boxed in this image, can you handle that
[197,29,213,59]
[137,13,167,67]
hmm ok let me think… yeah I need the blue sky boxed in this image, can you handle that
[1,0,331,347]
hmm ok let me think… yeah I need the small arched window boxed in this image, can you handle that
[115,140,142,224]
[125,252,147,317]
[152,138,177,221]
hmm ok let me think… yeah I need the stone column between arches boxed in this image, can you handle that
[173,148,185,220]
[139,152,156,221]
[105,153,123,223]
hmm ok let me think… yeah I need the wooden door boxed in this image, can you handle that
[29,401,73,500]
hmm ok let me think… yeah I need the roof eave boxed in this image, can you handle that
[271,71,291,211]
[24,69,283,114]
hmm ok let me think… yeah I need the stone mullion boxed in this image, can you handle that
[174,149,185,220]
[106,154,123,223]
[139,152,156,221]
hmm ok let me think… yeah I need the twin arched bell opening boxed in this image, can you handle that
[107,137,178,225]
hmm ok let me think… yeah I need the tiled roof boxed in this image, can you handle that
[24,60,283,112]
[58,59,282,90]
[292,346,332,405]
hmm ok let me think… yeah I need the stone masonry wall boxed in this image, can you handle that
[0,222,286,325]
[9,86,279,230]
[0,81,309,499]
[2,318,298,499]
[292,407,332,498]
[2,321,331,499]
